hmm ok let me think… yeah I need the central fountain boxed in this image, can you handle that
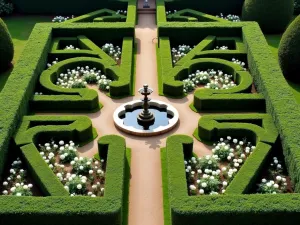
[113,84,179,136]
[137,84,155,127]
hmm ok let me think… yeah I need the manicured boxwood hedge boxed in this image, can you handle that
[157,24,248,98]
[14,115,95,196]
[66,9,127,23]
[164,134,300,225]
[242,23,300,192]
[166,9,227,23]
[0,22,134,179]
[30,24,134,110]
[0,129,127,225]
[195,113,278,194]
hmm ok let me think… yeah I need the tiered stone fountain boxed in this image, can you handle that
[113,84,179,136]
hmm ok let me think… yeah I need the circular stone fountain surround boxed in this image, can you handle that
[113,99,179,136]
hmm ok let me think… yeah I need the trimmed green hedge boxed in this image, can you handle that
[30,24,134,110]
[0,22,134,179]
[66,9,127,23]
[0,24,52,178]
[167,9,228,23]
[196,113,278,148]
[163,58,254,97]
[195,113,278,194]
[3,130,127,225]
[164,134,300,225]
[242,23,300,192]
[157,32,253,97]
[14,115,95,196]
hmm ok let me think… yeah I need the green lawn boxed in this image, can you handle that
[0,15,52,92]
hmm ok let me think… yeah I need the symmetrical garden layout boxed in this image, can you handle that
[1,0,300,224]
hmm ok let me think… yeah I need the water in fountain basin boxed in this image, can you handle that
[120,106,173,131]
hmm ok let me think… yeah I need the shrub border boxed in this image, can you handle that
[1,116,127,225]
[163,133,300,225]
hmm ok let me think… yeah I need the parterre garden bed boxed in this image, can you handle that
[0,0,135,224]
[1,0,300,224]
[157,0,300,225]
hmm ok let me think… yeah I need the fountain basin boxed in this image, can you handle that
[114,100,179,136]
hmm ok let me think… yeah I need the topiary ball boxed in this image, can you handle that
[242,0,294,34]
[0,18,14,72]
[278,15,300,82]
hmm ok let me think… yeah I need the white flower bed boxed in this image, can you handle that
[55,66,112,91]
[1,158,33,196]
[47,58,59,68]
[257,157,289,194]
[185,136,256,195]
[216,13,240,22]
[52,15,74,23]
[214,46,229,50]
[116,10,127,15]
[166,10,177,15]
[182,69,236,93]
[65,45,80,50]
[232,58,247,70]
[102,43,122,62]
[39,140,105,197]
[172,44,193,64]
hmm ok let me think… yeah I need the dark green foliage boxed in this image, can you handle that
[278,15,300,82]
[65,1,137,24]
[242,0,294,33]
[12,0,128,14]
[164,0,244,15]
[0,18,14,72]
[0,0,13,15]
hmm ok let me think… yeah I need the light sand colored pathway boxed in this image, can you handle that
[79,13,212,225]
[37,6,212,225]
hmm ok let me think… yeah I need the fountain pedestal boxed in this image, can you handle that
[137,84,155,127]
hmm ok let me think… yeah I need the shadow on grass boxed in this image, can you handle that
[0,66,13,92]
[3,15,52,41]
